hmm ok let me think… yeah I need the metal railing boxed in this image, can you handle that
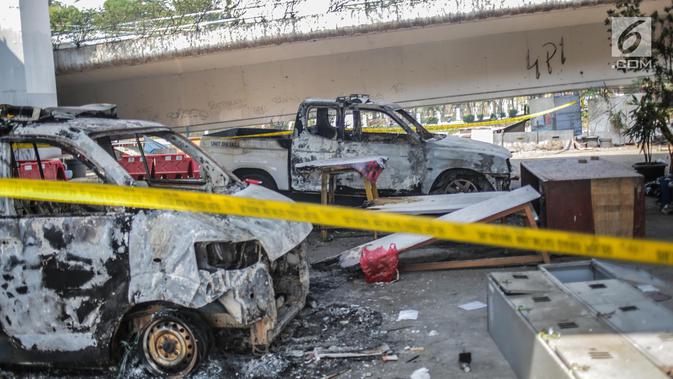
[51,0,438,48]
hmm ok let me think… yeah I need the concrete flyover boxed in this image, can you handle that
[0,0,57,107]
[55,0,667,132]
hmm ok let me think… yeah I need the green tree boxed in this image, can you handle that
[49,1,98,46]
[607,0,673,168]
[50,0,239,46]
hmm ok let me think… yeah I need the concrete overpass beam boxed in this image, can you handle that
[0,0,57,107]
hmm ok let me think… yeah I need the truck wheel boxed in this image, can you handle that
[234,169,278,191]
[431,169,493,194]
[139,309,210,378]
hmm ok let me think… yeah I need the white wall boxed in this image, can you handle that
[588,95,640,145]
[0,0,57,107]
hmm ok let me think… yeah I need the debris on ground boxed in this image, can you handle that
[405,355,420,363]
[310,344,391,361]
[240,354,289,379]
[397,309,419,321]
[382,354,399,362]
[459,352,472,373]
[360,244,400,283]
[458,301,487,311]
[405,346,425,353]
[410,367,431,379]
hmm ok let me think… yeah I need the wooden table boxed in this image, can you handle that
[296,156,388,240]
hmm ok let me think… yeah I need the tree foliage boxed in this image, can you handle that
[49,0,238,46]
[607,0,673,163]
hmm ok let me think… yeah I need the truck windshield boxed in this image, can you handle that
[395,109,435,140]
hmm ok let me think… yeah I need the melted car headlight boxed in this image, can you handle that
[195,240,261,271]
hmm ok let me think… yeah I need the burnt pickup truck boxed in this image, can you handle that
[0,104,310,377]
[201,95,512,195]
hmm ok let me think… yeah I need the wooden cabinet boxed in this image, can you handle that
[521,157,644,237]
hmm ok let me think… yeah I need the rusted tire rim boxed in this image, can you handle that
[445,178,479,193]
[143,318,198,377]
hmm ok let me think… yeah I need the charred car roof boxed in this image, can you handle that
[301,94,403,111]
[0,103,169,138]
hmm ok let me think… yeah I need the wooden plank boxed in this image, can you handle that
[295,156,387,169]
[591,178,636,237]
[338,186,541,268]
[399,255,544,272]
[367,192,505,215]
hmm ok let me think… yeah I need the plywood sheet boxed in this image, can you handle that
[338,186,540,268]
[366,192,505,215]
[590,178,635,237]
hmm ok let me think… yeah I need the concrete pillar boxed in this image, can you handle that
[0,0,57,107]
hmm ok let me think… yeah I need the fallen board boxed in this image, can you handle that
[367,192,506,215]
[338,186,541,268]
[295,156,388,169]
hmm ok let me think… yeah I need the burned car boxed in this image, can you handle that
[201,95,512,195]
[0,105,311,377]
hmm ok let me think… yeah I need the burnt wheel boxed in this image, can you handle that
[431,169,493,194]
[140,309,209,378]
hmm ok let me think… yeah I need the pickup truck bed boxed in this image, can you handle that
[204,128,291,190]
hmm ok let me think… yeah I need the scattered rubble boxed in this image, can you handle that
[410,367,431,379]
[458,301,487,311]
[459,352,472,373]
[240,354,289,379]
[397,309,419,321]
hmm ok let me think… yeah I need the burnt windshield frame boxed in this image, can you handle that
[395,109,434,140]
[147,131,237,186]
[354,104,418,139]
[3,136,109,182]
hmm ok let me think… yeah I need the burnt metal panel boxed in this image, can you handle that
[489,265,672,379]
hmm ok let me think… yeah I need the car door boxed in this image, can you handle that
[0,139,132,364]
[290,106,340,192]
[337,107,424,193]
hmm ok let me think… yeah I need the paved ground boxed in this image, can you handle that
[4,146,672,379]
[296,145,673,379]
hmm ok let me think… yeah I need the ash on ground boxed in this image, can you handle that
[1,270,389,379]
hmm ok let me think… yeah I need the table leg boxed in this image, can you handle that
[363,179,379,238]
[364,179,375,201]
[524,204,551,263]
[321,172,329,241]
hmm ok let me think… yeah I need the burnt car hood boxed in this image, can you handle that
[129,184,312,308]
[428,135,511,160]
[230,183,313,259]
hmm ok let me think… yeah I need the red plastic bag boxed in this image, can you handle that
[360,243,399,283]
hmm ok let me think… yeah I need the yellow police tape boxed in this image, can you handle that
[1,178,672,266]
[216,101,577,139]
[365,100,578,134]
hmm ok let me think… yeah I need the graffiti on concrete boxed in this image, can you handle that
[166,108,209,121]
[527,37,566,79]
